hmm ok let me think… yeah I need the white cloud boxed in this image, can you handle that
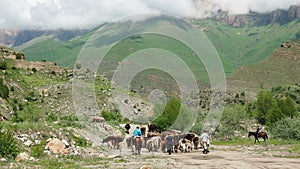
[0,0,299,30]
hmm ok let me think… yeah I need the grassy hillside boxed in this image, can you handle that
[194,19,300,74]
[227,41,300,92]
[16,18,300,93]
[16,32,93,67]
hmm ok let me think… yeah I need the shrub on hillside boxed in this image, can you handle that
[59,114,82,128]
[15,53,24,59]
[270,116,300,140]
[32,67,37,73]
[101,109,122,122]
[0,127,20,159]
[72,134,91,147]
[46,112,58,122]
[253,90,297,126]
[152,97,181,132]
[31,141,46,158]
[0,59,7,70]
[215,104,250,139]
[0,78,9,99]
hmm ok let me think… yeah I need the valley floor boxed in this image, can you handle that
[1,143,299,169]
[103,145,300,169]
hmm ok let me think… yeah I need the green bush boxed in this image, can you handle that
[11,111,24,123]
[0,59,7,70]
[253,90,297,126]
[152,97,181,132]
[46,112,58,122]
[270,116,300,140]
[0,127,20,159]
[215,104,250,139]
[31,141,46,158]
[72,135,90,147]
[15,53,24,59]
[11,103,42,123]
[101,109,122,122]
[32,67,37,73]
[59,114,82,128]
[0,78,9,99]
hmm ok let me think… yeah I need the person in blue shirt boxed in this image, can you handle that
[133,126,143,155]
[133,126,142,138]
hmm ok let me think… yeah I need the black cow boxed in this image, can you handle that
[125,123,131,134]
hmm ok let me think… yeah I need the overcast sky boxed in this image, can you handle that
[0,0,300,30]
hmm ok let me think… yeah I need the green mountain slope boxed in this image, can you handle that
[227,41,300,91]
[196,19,300,74]
[16,32,93,67]
[17,18,300,85]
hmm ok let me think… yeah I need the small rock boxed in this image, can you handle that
[98,153,106,158]
[16,152,29,162]
[35,140,41,144]
[29,157,36,161]
[24,140,33,147]
[18,136,27,142]
[43,150,51,156]
[62,140,70,147]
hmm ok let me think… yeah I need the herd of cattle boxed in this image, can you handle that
[102,124,210,154]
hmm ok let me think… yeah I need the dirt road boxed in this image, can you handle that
[105,145,300,169]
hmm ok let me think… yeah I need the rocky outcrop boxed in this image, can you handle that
[0,46,25,60]
[281,42,293,48]
[288,5,300,20]
[212,5,300,27]
[45,138,68,155]
[271,9,289,24]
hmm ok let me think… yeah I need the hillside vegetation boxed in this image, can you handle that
[0,56,118,161]
[228,41,300,91]
[17,19,300,77]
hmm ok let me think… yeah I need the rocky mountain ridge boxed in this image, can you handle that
[213,5,300,26]
[1,5,300,47]
[0,29,88,47]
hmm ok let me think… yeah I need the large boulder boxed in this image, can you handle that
[46,138,68,155]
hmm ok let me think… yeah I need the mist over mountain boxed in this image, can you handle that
[0,3,300,46]
[0,0,300,30]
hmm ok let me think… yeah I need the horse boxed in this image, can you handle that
[248,131,268,143]
[146,136,161,152]
[102,135,124,149]
[133,136,143,155]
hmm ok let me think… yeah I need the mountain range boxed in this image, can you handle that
[1,5,300,93]
[1,5,300,47]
